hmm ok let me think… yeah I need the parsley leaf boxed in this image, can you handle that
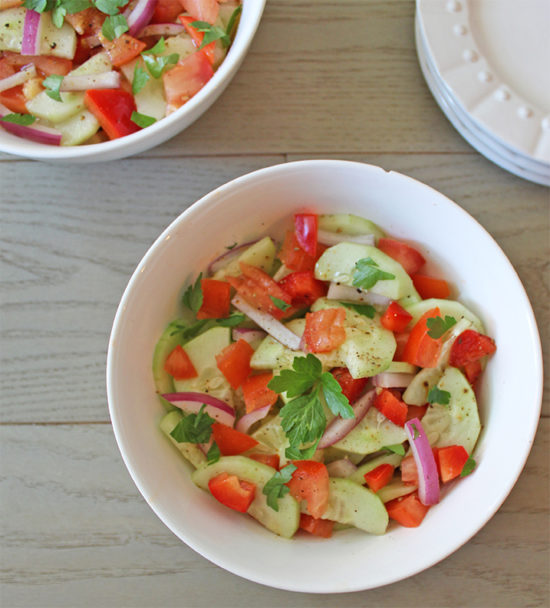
[190,20,230,48]
[383,443,406,456]
[352,257,395,290]
[460,456,476,477]
[426,315,457,339]
[280,392,326,457]
[262,463,297,511]
[169,405,214,444]
[206,441,220,465]
[132,65,150,95]
[64,0,92,12]
[214,312,246,327]
[23,0,53,12]
[1,113,36,125]
[411,423,420,440]
[270,296,290,312]
[320,371,354,419]
[225,4,242,36]
[142,52,179,78]
[131,111,156,128]
[340,301,376,318]
[95,0,126,14]
[51,4,67,28]
[268,354,320,398]
[182,273,204,314]
[43,74,64,101]
[226,242,237,250]
[101,13,128,40]
[427,386,451,405]
[167,313,246,344]
[143,37,166,55]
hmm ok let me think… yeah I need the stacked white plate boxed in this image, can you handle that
[416,0,550,186]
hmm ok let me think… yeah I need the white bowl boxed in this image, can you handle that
[0,0,265,163]
[106,160,542,593]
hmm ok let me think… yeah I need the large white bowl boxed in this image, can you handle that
[0,0,265,163]
[106,160,542,593]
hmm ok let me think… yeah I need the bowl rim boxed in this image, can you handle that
[106,159,543,592]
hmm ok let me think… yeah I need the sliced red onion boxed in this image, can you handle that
[139,23,185,37]
[0,64,36,92]
[207,239,259,275]
[162,392,235,427]
[232,327,266,345]
[127,0,159,37]
[235,404,271,434]
[318,230,375,247]
[60,71,120,91]
[404,417,439,506]
[326,459,358,478]
[318,389,375,448]
[21,9,42,56]
[326,282,391,308]
[232,296,301,351]
[0,103,61,145]
[372,371,414,389]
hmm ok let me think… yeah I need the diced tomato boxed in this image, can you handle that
[72,37,93,66]
[294,213,318,257]
[412,274,451,299]
[400,454,418,485]
[0,58,15,79]
[215,339,254,389]
[402,307,442,368]
[208,472,255,513]
[152,0,184,23]
[386,491,430,527]
[363,463,395,492]
[449,329,496,367]
[1,52,73,76]
[84,89,139,140]
[197,278,231,319]
[179,16,216,64]
[0,0,23,9]
[406,404,427,421]
[0,85,27,114]
[181,0,219,23]
[163,49,214,112]
[164,344,198,379]
[299,513,334,538]
[241,372,278,413]
[100,33,146,67]
[64,7,104,36]
[211,423,259,455]
[248,453,280,469]
[279,231,327,272]
[380,301,413,333]
[330,367,368,403]
[303,307,347,353]
[433,445,469,483]
[393,332,409,361]
[277,270,327,308]
[286,460,330,519]
[463,359,483,385]
[374,388,408,427]
[377,238,426,275]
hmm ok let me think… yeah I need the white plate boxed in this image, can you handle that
[417,0,550,165]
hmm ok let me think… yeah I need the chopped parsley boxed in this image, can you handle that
[131,111,157,128]
[206,441,220,465]
[383,443,406,456]
[460,456,476,477]
[167,312,245,343]
[141,38,179,78]
[182,273,204,314]
[132,65,150,95]
[190,5,242,50]
[352,257,395,290]
[427,386,451,406]
[101,13,128,40]
[340,301,376,318]
[1,113,36,125]
[169,405,214,444]
[42,74,64,101]
[262,463,297,511]
[270,296,290,312]
[426,315,457,339]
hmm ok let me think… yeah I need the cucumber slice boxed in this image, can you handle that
[0,8,24,52]
[56,110,99,146]
[152,322,182,396]
[402,367,444,406]
[192,456,300,538]
[377,480,417,503]
[348,452,403,485]
[404,298,485,333]
[159,410,207,469]
[421,366,481,453]
[120,58,167,120]
[249,415,290,466]
[386,361,417,374]
[213,237,277,279]
[315,242,420,301]
[306,478,388,535]
[318,214,386,239]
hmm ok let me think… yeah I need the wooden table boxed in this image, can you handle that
[1,1,548,606]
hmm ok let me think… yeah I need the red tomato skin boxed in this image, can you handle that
[241,372,278,413]
[84,89,139,140]
[377,238,426,275]
[163,48,214,110]
[393,332,410,361]
[248,453,280,470]
[299,513,334,538]
[64,7,104,35]
[0,84,27,114]
[303,308,347,353]
[406,404,428,422]
[363,464,395,492]
[374,389,408,427]
[197,278,231,319]
[286,460,330,519]
[463,360,483,385]
[330,367,368,403]
[380,301,413,333]
[211,423,259,456]
[411,274,451,299]
[215,339,254,389]
[279,231,327,272]
[434,445,469,483]
[277,270,327,308]
[179,17,216,64]
[294,213,318,257]
[386,491,430,527]
[449,329,496,367]
[1,51,73,76]
[208,472,255,513]
[402,307,442,368]
[181,0,219,23]
[164,344,198,380]
[152,0,184,23]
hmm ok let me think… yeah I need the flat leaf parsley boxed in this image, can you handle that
[352,257,395,290]
[262,463,297,511]
[426,315,456,339]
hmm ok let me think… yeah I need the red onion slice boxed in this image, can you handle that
[0,64,36,92]
[0,103,61,145]
[232,296,301,351]
[235,404,271,434]
[318,230,375,247]
[60,72,121,91]
[318,389,375,448]
[326,458,358,478]
[139,23,185,37]
[373,371,414,389]
[21,9,42,56]
[404,417,439,506]
[127,0,159,37]
[207,239,260,275]
[162,392,235,427]
[232,327,266,345]
[326,282,391,308]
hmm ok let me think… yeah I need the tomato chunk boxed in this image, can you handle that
[1,51,73,76]
[402,307,442,368]
[100,33,146,67]
[377,238,426,275]
[179,16,216,64]
[211,423,259,456]
[248,453,280,469]
[303,308,347,353]
[299,513,334,538]
[449,329,496,367]
[181,0,219,24]
[164,344,198,380]
[163,49,214,112]
[197,278,231,319]
[277,270,327,308]
[463,359,483,385]
[386,491,429,527]
[374,388,408,427]
[0,85,27,114]
[363,463,395,492]
[241,372,278,413]
[433,445,470,483]
[84,89,139,140]
[412,274,451,299]
[279,230,326,272]
[286,460,330,519]
[215,339,254,389]
[380,301,413,333]
[152,0,184,23]
[400,454,418,485]
[208,472,255,513]
[330,367,368,403]
[294,213,318,257]
[406,404,427,421]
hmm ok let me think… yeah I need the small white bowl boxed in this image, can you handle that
[0,0,265,163]
[106,160,542,593]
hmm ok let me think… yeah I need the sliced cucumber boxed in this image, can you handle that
[421,366,481,453]
[315,242,420,301]
[192,456,300,538]
[120,58,167,121]
[159,410,207,469]
[0,8,25,52]
[318,214,386,239]
[152,322,183,396]
[213,237,277,279]
[56,110,99,146]
[404,298,485,333]
[348,452,403,485]
[377,480,417,503]
[249,415,290,466]
[386,361,417,374]
[402,367,444,406]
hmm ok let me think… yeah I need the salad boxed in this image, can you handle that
[153,212,496,539]
[0,0,241,145]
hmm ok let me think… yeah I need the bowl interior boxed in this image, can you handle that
[107,160,542,593]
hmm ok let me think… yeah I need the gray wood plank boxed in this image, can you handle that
[1,420,548,607]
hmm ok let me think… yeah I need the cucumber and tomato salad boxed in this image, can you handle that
[0,0,241,145]
[153,212,496,539]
